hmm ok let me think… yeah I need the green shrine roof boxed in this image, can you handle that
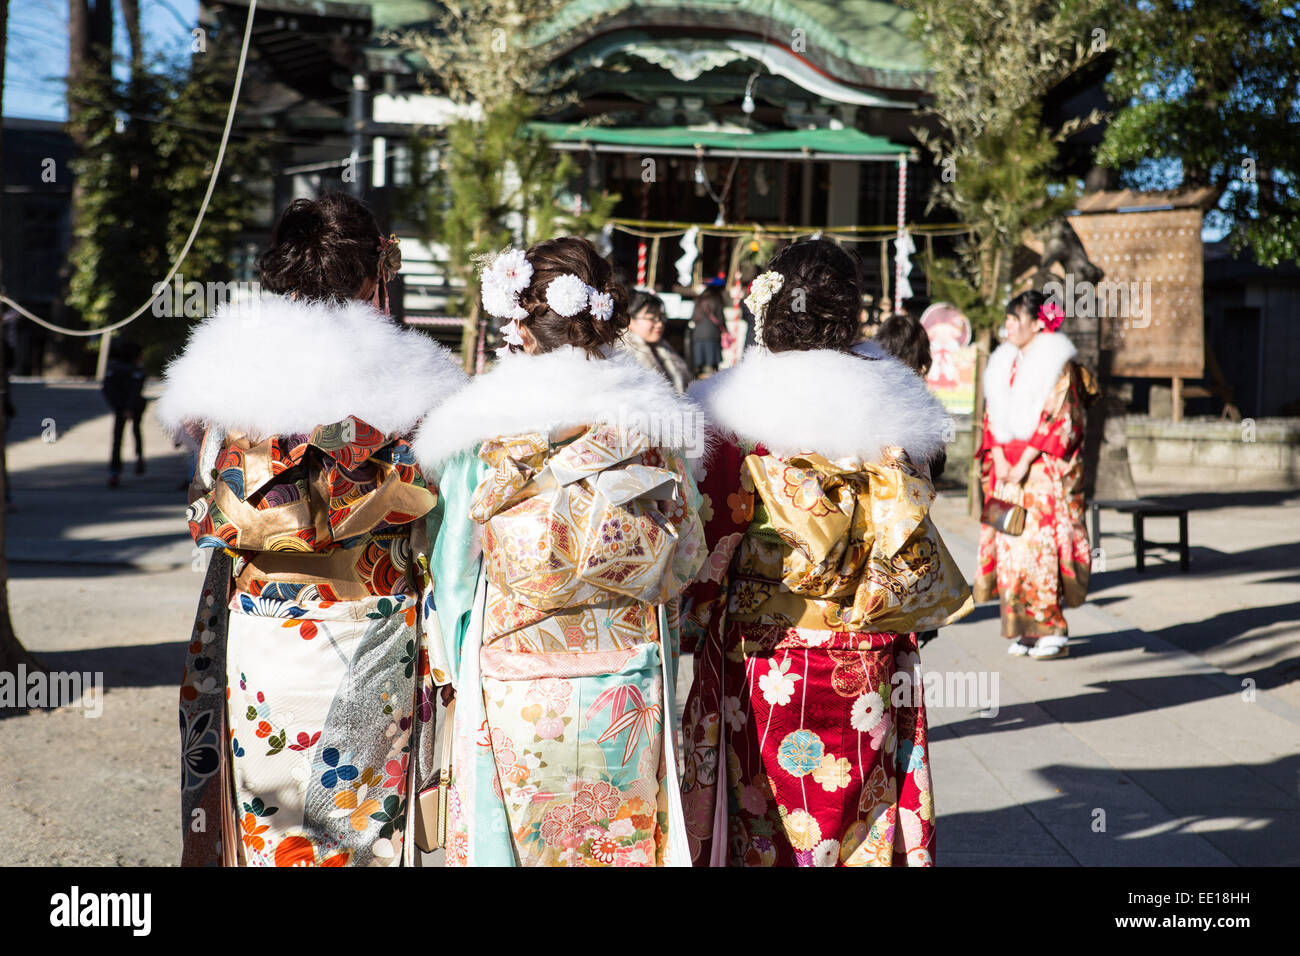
[530,122,911,158]
[358,0,927,87]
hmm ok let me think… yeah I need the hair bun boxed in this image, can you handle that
[258,192,381,302]
[514,237,630,356]
[278,199,326,240]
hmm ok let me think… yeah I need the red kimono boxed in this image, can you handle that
[679,347,972,867]
[975,344,1097,637]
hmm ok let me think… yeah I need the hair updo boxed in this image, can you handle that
[759,238,861,353]
[1006,290,1049,324]
[512,236,629,357]
[258,192,382,302]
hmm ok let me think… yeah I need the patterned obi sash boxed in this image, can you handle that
[188,416,437,598]
[468,424,704,652]
[728,449,970,633]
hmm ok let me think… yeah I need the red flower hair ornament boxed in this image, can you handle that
[1038,299,1064,332]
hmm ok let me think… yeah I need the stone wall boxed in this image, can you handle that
[1124,416,1300,489]
[935,414,1300,491]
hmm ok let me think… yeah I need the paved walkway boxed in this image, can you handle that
[924,488,1300,866]
[0,381,1295,865]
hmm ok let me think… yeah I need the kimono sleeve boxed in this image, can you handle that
[427,449,488,687]
[680,436,751,651]
[1027,366,1086,460]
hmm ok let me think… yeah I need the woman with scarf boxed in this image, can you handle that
[680,239,971,867]
[413,237,706,866]
[620,291,692,393]
[975,290,1098,660]
[159,192,467,865]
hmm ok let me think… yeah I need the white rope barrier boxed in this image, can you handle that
[0,0,259,337]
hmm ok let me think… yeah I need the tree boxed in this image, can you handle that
[394,0,616,369]
[905,0,1106,511]
[907,0,1106,329]
[1097,0,1300,266]
[65,33,260,369]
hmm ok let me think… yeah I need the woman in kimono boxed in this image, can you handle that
[412,237,706,866]
[974,291,1098,660]
[680,239,971,867]
[158,192,467,866]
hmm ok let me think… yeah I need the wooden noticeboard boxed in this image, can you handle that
[1066,207,1205,379]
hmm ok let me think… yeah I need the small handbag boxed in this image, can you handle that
[981,482,1026,535]
[413,697,455,853]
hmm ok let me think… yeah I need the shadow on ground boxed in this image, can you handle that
[939,755,1300,866]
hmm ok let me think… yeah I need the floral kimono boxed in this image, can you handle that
[681,346,972,867]
[412,345,706,866]
[974,331,1099,637]
[157,293,466,866]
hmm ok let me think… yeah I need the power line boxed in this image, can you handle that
[0,0,260,337]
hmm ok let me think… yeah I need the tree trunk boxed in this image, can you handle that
[119,0,142,74]
[0,0,42,678]
[967,325,992,519]
[60,0,113,339]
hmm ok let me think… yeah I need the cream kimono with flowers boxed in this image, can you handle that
[413,346,707,866]
[158,293,466,867]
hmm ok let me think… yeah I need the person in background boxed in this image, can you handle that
[875,313,932,378]
[857,294,879,341]
[974,290,1098,660]
[621,291,692,393]
[737,264,759,349]
[688,283,728,376]
[102,339,146,488]
[875,314,945,476]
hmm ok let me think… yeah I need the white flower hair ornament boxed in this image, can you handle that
[744,270,784,347]
[480,247,532,322]
[545,274,614,321]
[495,317,526,357]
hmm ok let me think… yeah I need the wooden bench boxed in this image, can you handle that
[1089,498,1190,573]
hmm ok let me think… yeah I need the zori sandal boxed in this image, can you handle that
[1028,636,1069,660]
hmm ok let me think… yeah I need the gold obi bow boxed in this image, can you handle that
[469,424,704,613]
[739,450,971,632]
[190,416,435,554]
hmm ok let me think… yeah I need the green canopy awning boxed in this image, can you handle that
[529,122,912,161]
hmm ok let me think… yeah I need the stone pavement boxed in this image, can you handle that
[922,487,1300,866]
[0,381,1296,865]
[0,380,197,865]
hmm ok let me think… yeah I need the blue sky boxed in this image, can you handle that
[5,0,200,121]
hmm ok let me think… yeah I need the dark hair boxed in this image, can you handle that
[1006,289,1049,324]
[515,237,629,357]
[691,286,724,323]
[875,315,932,377]
[258,192,382,302]
[629,291,665,320]
[760,238,861,353]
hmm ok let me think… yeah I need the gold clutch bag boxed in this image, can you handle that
[981,483,1026,535]
[413,697,455,853]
